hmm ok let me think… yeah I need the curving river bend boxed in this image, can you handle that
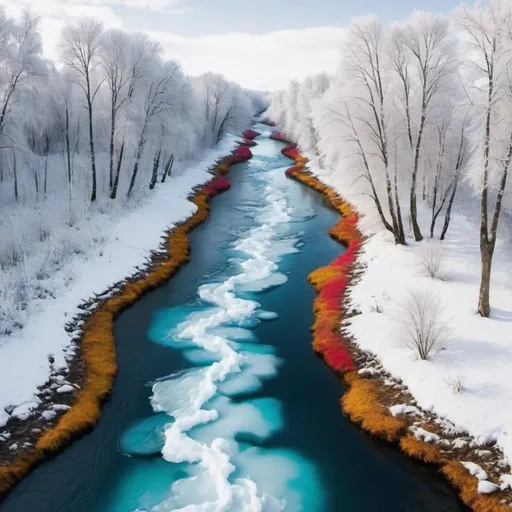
[0,125,468,511]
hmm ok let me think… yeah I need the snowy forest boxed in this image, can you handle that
[0,11,264,337]
[267,1,512,320]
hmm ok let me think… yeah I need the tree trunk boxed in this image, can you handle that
[87,97,97,203]
[410,113,426,242]
[478,242,493,317]
[128,118,149,198]
[161,154,175,184]
[43,133,49,197]
[109,104,115,192]
[13,149,18,201]
[110,141,125,200]
[65,108,72,186]
[394,168,405,244]
[44,155,48,197]
[34,167,39,200]
[385,168,403,245]
[429,174,440,239]
[149,148,161,190]
[440,178,458,241]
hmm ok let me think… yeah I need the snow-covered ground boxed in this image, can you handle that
[308,159,512,486]
[0,136,237,429]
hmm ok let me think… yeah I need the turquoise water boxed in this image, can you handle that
[0,125,468,511]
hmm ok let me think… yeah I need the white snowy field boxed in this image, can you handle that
[0,136,237,429]
[307,159,512,488]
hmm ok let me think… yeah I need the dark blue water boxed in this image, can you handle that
[0,126,468,511]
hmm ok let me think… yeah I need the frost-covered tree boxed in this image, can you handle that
[197,73,253,148]
[109,33,161,199]
[0,10,46,198]
[390,12,457,241]
[314,16,406,244]
[455,0,512,317]
[60,18,104,203]
[0,8,259,337]
[296,73,330,157]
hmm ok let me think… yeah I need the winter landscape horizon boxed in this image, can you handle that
[1,0,512,511]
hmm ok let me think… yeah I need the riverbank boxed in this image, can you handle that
[277,134,512,512]
[0,137,255,498]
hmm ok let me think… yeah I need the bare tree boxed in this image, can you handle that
[127,61,182,198]
[50,69,78,192]
[347,17,405,245]
[418,241,444,279]
[110,34,160,200]
[391,12,457,242]
[61,18,103,203]
[0,11,44,197]
[399,288,452,360]
[100,29,130,193]
[199,73,253,149]
[456,0,512,317]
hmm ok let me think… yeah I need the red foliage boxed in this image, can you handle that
[270,132,290,143]
[283,147,363,377]
[324,346,356,372]
[242,129,261,140]
[282,146,300,160]
[224,146,253,165]
[203,175,231,197]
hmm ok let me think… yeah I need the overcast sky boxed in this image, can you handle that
[2,0,463,90]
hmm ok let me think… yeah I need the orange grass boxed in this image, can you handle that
[399,435,444,464]
[0,141,253,498]
[441,461,510,512]
[283,144,508,512]
[342,373,406,442]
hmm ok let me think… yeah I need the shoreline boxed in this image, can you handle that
[0,138,256,499]
[277,133,512,512]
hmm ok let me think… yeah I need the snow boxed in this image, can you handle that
[478,481,499,494]
[56,385,75,394]
[389,404,420,417]
[500,475,512,491]
[0,137,237,430]
[461,462,489,481]
[411,427,441,443]
[11,401,40,421]
[306,159,512,483]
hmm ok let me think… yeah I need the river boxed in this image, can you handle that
[0,125,468,511]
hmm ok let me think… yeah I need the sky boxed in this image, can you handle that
[3,0,463,91]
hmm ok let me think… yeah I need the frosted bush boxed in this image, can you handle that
[398,288,453,360]
[418,242,444,279]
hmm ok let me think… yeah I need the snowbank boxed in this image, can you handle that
[0,137,237,429]
[307,158,512,489]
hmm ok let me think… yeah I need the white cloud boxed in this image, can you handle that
[148,27,346,90]
[5,0,188,14]
[1,0,345,91]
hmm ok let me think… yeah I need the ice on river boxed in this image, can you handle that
[117,131,323,511]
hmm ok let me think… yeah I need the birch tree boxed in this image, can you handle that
[60,18,103,203]
[390,12,457,241]
[456,0,512,317]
